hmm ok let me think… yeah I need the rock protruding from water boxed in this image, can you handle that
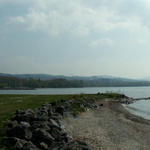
[4,99,97,150]
[117,98,134,104]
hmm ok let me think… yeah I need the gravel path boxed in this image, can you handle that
[62,100,150,150]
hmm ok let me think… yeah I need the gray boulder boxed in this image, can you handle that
[7,124,32,140]
[55,106,65,116]
[32,129,54,145]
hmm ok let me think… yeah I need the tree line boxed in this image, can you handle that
[0,76,84,88]
[0,76,150,89]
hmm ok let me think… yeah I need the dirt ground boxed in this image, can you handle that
[62,100,150,150]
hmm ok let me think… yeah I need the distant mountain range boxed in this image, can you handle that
[0,73,150,88]
[0,73,141,81]
[140,77,150,81]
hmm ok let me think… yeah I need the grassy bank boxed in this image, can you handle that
[0,92,125,149]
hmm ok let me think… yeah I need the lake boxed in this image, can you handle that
[125,100,150,120]
[0,86,150,98]
[1,86,150,120]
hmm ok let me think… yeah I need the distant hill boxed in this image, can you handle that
[0,73,13,77]
[0,73,150,88]
[140,77,150,81]
[0,73,140,81]
[14,74,62,80]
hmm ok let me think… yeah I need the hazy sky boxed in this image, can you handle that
[0,0,150,78]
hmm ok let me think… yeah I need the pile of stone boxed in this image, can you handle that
[116,96,134,104]
[4,99,95,150]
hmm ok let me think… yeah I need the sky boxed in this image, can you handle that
[0,0,150,78]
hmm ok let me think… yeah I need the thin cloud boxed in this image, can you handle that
[8,0,147,37]
[8,16,26,24]
[90,38,114,47]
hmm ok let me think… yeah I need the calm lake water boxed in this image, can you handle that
[0,86,150,98]
[125,100,150,120]
[1,86,150,119]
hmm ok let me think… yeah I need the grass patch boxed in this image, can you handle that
[0,94,73,149]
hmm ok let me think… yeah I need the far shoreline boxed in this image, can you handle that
[1,85,150,90]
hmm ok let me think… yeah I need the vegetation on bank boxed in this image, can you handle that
[0,76,84,88]
[0,93,126,149]
[1,75,150,89]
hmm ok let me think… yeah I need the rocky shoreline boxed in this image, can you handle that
[3,93,135,150]
[4,95,105,150]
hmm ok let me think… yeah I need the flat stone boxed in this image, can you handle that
[40,142,49,150]
[48,119,60,128]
